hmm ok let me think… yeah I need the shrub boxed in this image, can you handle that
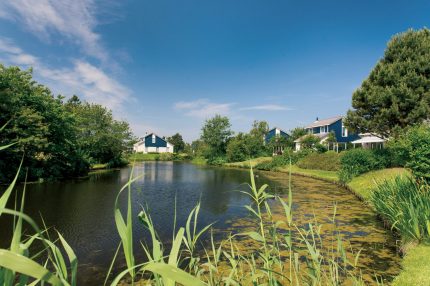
[340,148,381,176]
[296,151,341,171]
[405,125,430,183]
[371,176,430,242]
[158,152,174,161]
[207,156,227,166]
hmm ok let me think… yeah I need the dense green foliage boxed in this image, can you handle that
[0,66,88,181]
[345,28,430,137]
[200,115,232,162]
[226,120,270,162]
[384,124,430,182]
[338,149,383,183]
[254,149,311,171]
[404,125,430,182]
[299,134,321,149]
[296,151,341,171]
[0,65,134,182]
[371,176,430,242]
[167,133,185,153]
[65,95,135,167]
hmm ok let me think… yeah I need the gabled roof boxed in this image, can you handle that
[139,133,174,145]
[267,127,288,134]
[305,116,343,128]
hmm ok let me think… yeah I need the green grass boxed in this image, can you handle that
[347,168,409,200]
[393,244,430,286]
[224,156,272,168]
[91,163,109,170]
[278,165,339,181]
[128,153,161,161]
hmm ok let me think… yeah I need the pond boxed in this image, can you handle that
[0,162,401,285]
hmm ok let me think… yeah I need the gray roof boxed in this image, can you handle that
[305,116,343,128]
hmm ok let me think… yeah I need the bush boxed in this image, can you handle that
[340,148,382,175]
[207,156,227,166]
[371,176,430,242]
[405,125,430,182]
[296,151,341,171]
[158,152,174,161]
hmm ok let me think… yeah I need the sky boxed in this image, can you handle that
[0,0,429,142]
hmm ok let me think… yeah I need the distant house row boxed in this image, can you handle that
[133,133,174,153]
[265,115,386,154]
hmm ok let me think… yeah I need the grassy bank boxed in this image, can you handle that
[226,157,429,286]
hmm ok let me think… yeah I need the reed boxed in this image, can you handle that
[371,175,430,242]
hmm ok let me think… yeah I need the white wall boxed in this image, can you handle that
[133,141,174,153]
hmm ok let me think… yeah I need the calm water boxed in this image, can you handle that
[0,162,400,285]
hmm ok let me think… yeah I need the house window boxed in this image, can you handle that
[342,124,348,137]
[320,126,328,133]
[152,134,156,144]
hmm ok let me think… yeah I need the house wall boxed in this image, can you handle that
[328,119,360,143]
[265,128,289,144]
[133,134,174,153]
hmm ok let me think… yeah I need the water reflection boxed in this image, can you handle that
[0,162,400,285]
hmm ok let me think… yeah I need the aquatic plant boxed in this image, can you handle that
[0,129,78,285]
[109,166,370,285]
[371,175,430,242]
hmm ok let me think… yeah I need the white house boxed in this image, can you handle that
[133,133,174,153]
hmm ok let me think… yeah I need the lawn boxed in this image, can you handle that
[127,153,160,161]
[224,157,272,168]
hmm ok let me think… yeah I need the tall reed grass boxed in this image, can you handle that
[371,175,430,243]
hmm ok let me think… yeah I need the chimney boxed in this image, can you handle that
[316,117,319,122]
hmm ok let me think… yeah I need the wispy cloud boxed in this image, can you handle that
[174,99,234,118]
[0,37,131,110]
[239,104,292,111]
[0,0,109,63]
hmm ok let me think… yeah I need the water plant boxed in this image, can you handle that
[371,175,430,243]
[108,165,369,285]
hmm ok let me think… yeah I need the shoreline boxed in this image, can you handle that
[224,158,429,286]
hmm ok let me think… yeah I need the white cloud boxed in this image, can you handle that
[174,99,234,118]
[239,104,292,111]
[0,38,131,110]
[0,0,108,62]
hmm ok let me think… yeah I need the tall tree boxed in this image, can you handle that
[167,133,185,153]
[0,65,88,181]
[345,28,430,137]
[201,115,233,158]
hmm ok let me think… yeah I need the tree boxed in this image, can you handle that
[287,127,307,149]
[201,115,233,158]
[300,134,320,149]
[345,28,430,137]
[247,120,269,157]
[65,97,135,166]
[0,65,88,181]
[167,133,185,153]
[226,133,250,162]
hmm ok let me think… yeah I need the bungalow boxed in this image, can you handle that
[294,116,360,152]
[265,127,290,155]
[133,133,174,153]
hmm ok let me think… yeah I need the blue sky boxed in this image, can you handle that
[0,1,429,142]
